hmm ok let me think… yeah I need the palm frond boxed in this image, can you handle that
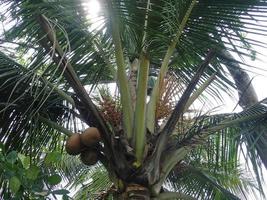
[54,154,112,200]
[162,98,267,197]
[0,51,77,157]
[167,162,257,200]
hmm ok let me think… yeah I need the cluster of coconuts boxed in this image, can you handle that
[65,127,101,166]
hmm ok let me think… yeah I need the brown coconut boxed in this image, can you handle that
[80,150,98,166]
[65,133,83,155]
[80,127,101,147]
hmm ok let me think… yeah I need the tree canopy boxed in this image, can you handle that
[1,0,267,199]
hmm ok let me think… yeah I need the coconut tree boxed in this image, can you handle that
[1,0,267,199]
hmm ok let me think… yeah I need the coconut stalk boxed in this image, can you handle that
[106,1,133,139]
[133,53,150,164]
[132,0,151,165]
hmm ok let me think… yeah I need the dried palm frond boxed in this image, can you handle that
[156,73,183,120]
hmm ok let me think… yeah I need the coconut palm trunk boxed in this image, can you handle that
[1,0,267,199]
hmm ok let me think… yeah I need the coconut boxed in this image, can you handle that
[80,127,101,147]
[65,133,82,155]
[80,150,98,166]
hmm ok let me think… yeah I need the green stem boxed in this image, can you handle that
[147,0,197,133]
[134,54,150,164]
[39,116,73,136]
[152,147,189,194]
[184,73,216,112]
[108,2,133,139]
[204,112,266,133]
[44,79,75,106]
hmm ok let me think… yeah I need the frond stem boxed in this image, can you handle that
[39,116,73,136]
[147,0,197,133]
[107,1,133,139]
[134,53,150,164]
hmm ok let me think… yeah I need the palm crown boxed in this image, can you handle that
[1,0,267,199]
